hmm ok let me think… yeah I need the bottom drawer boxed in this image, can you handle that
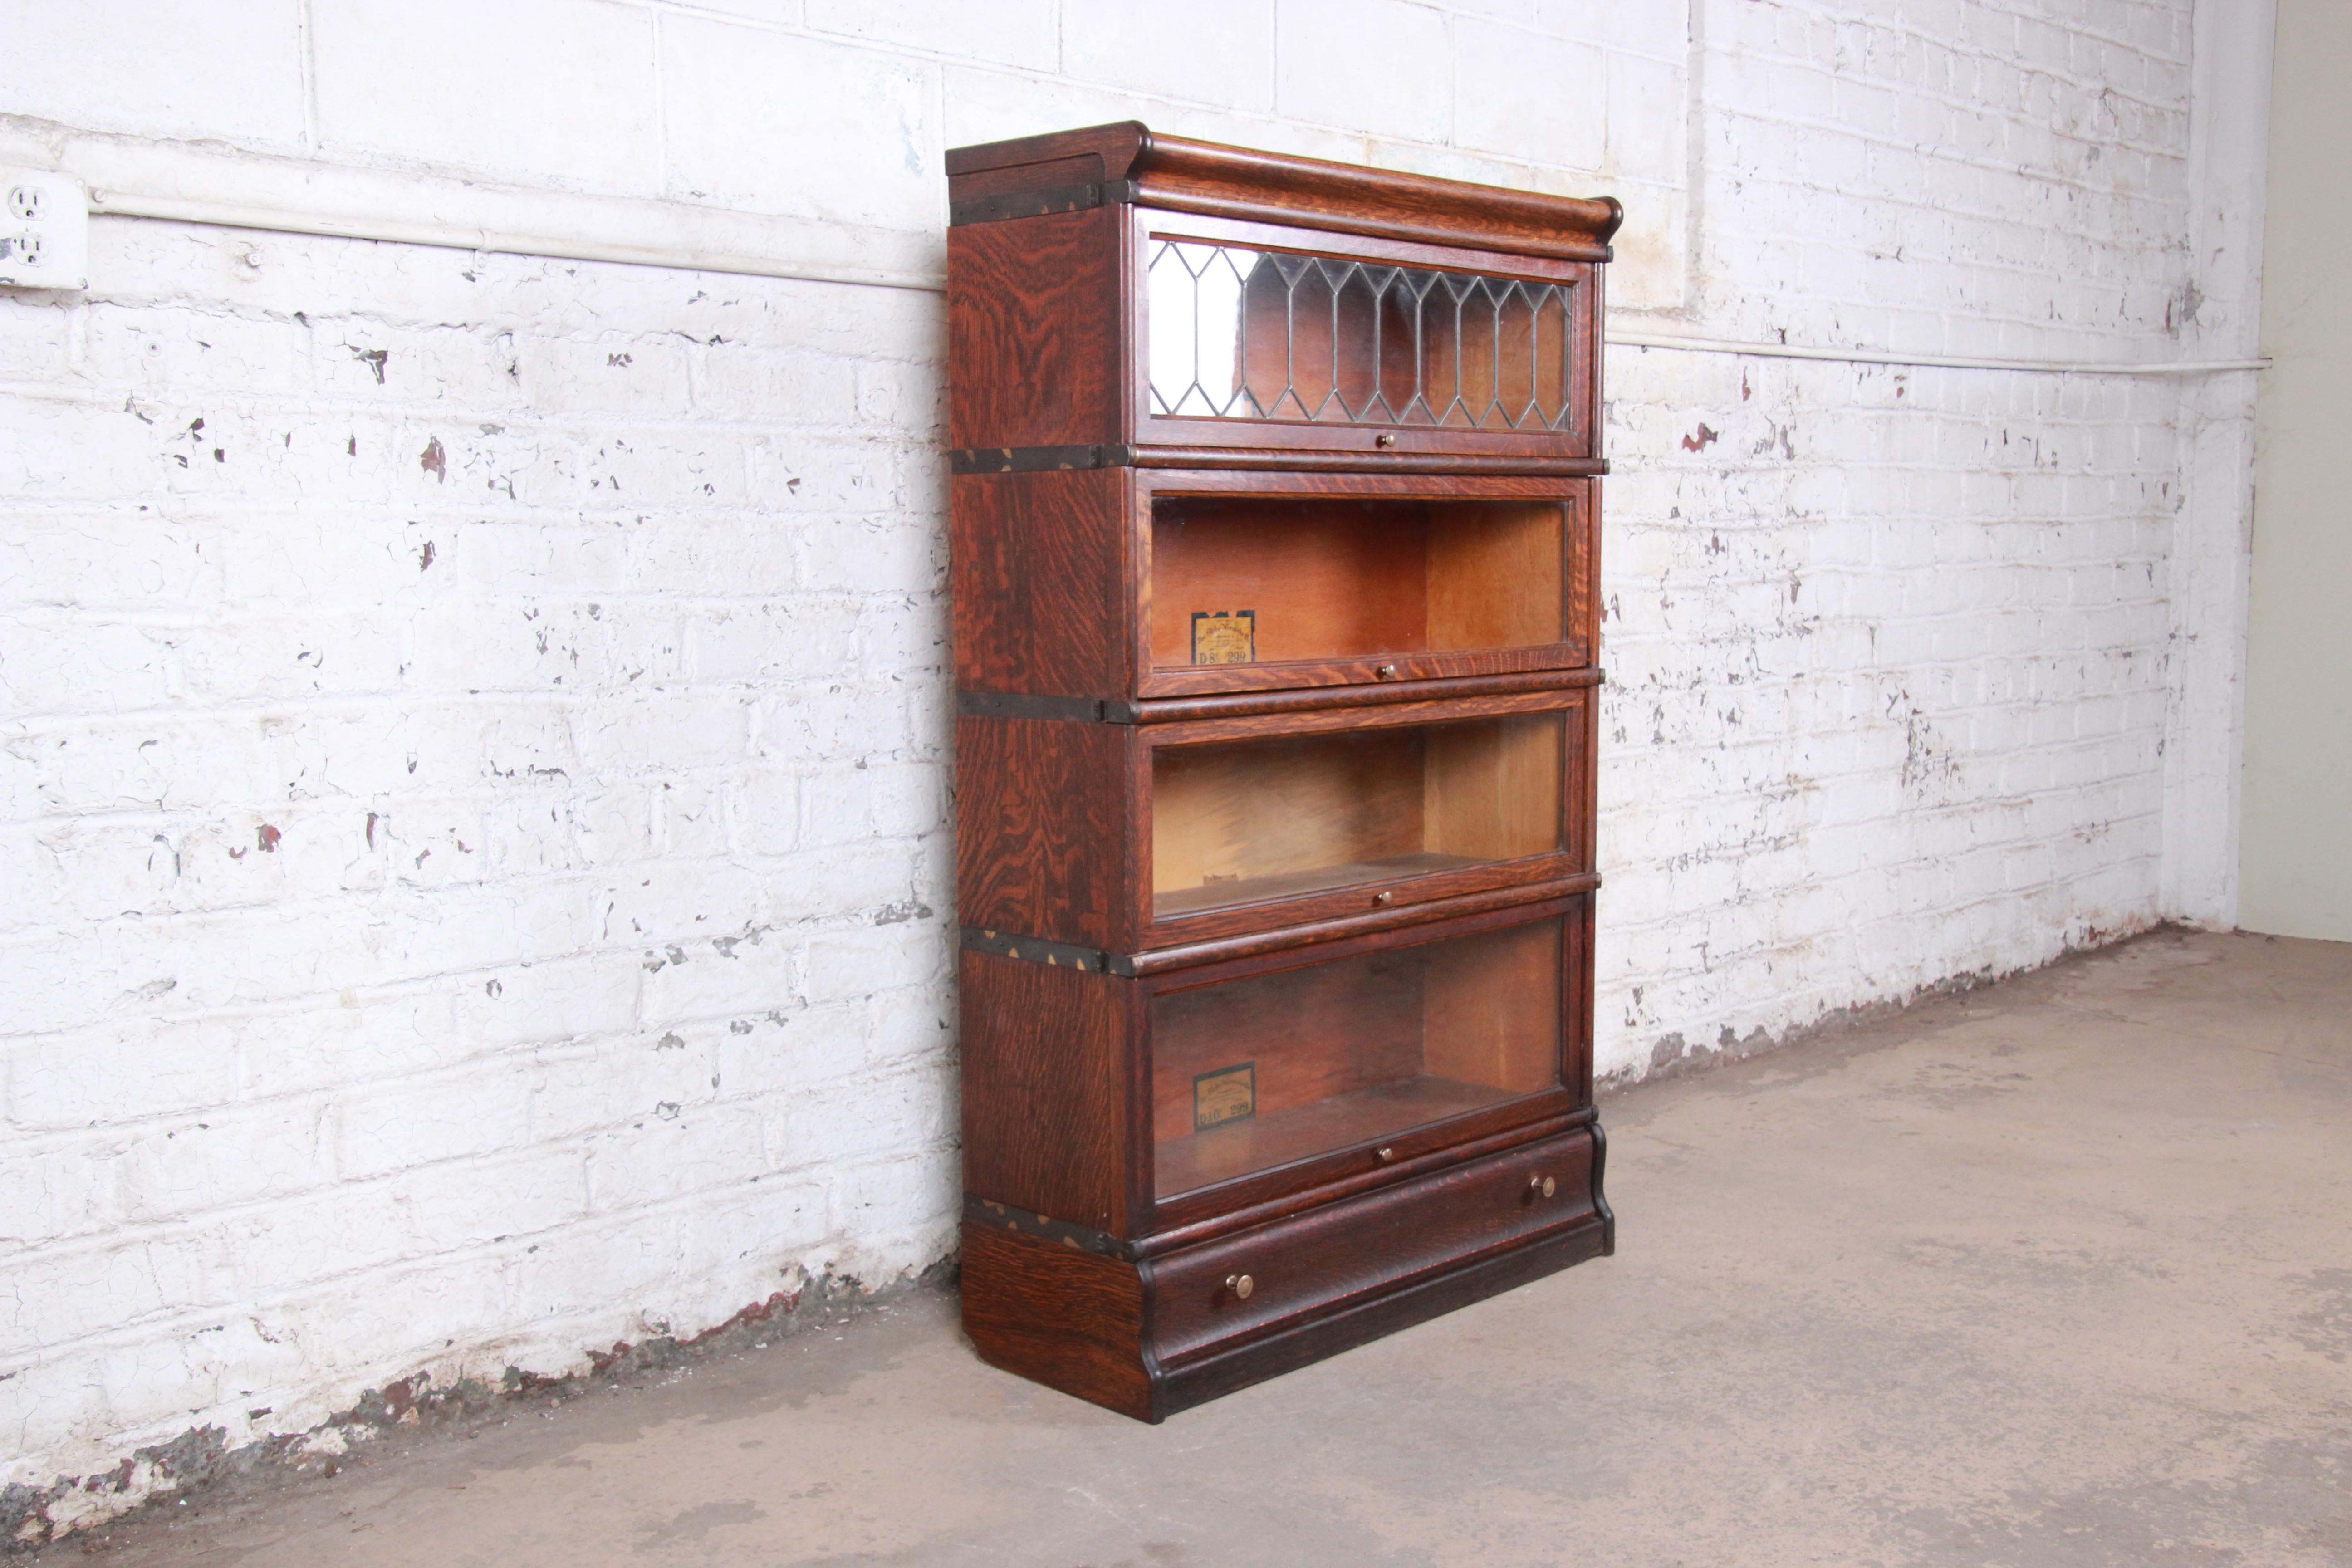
[1148,1125,1602,1368]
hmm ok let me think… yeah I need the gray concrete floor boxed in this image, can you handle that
[51,929,2352,1567]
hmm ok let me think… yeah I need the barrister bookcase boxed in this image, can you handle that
[947,122,1619,1421]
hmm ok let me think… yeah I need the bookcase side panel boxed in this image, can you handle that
[948,206,1124,451]
[956,715,1133,951]
[960,949,1138,1235]
[952,468,1130,700]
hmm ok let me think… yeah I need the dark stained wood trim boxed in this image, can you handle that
[1134,667,1601,724]
[1131,447,1609,476]
[960,951,1136,1236]
[1137,466,1594,500]
[1137,646,1584,700]
[1134,1107,1592,1255]
[946,122,1623,259]
[1142,685,1579,747]
[959,1221,1159,1421]
[959,926,1135,976]
[1155,1217,1609,1417]
[1134,884,1593,981]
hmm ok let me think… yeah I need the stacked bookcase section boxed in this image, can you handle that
[947,123,1620,1421]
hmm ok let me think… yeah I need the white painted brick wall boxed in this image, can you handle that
[0,0,2261,1527]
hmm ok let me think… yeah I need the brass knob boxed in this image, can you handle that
[1372,889,1393,906]
[1529,1174,1555,1198]
[1376,1146,1396,1163]
[1376,663,1398,679]
[1375,432,1397,448]
[1225,1273,1254,1299]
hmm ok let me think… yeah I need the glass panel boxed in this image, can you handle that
[1152,918,1563,1197]
[1146,238,1578,431]
[1152,712,1563,919]
[1151,497,1565,669]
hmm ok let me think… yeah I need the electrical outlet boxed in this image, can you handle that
[0,169,89,291]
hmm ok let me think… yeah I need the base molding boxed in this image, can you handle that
[961,1123,1611,1421]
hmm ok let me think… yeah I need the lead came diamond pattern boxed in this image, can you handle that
[1146,240,1577,431]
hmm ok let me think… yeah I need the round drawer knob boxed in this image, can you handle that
[1529,1174,1556,1198]
[1373,889,1393,906]
[1376,1146,1396,1163]
[1376,663,1399,679]
[1225,1273,1254,1299]
[1375,432,1397,448]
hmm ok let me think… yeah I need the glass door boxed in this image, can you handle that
[1150,915,1567,1199]
[1149,706,1571,926]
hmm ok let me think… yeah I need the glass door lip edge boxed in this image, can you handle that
[1133,206,1593,296]
[1141,850,1588,951]
[1130,880,1595,988]
[1137,645,1586,701]
[1138,682,1582,745]
[1140,1086,1592,1237]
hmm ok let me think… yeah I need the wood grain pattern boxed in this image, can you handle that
[1148,1124,1599,1366]
[1148,500,1432,667]
[958,1122,1607,1423]
[959,950,1137,1236]
[1425,501,1563,653]
[1422,708,1562,863]
[1145,710,1563,929]
[953,468,1128,699]
[1151,727,1430,898]
[959,1221,1157,1421]
[1421,916,1562,1093]
[1134,666,1598,723]
[1155,1216,1607,1417]
[947,122,1613,1420]
[1131,874,1597,978]
[1147,916,1568,1200]
[948,206,1123,450]
[956,715,1132,951]
[1147,498,1566,669]
[947,122,1623,260]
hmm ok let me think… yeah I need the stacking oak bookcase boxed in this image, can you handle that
[947,122,1620,1421]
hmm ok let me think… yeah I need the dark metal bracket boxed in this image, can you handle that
[948,179,1140,226]
[960,926,1138,978]
[963,1196,1137,1260]
[957,690,1140,724]
[949,444,1136,475]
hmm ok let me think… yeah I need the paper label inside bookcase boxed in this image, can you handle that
[1191,610,1257,664]
[1192,1062,1257,1130]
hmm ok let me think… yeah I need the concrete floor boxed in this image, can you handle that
[49,929,2352,1567]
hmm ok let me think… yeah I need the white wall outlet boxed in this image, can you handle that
[0,168,90,291]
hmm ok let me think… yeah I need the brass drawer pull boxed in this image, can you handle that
[1375,432,1397,448]
[1225,1273,1254,1299]
[1375,1146,1396,1163]
[1372,889,1393,906]
[1527,1174,1555,1199]
[1376,662,1399,679]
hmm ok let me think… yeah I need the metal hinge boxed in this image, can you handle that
[949,443,1135,475]
[960,927,1137,977]
[956,691,1139,724]
[948,179,1139,226]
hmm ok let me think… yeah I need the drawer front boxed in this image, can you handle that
[1149,1126,1597,1365]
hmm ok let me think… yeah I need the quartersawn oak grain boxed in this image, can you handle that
[948,122,1616,1421]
